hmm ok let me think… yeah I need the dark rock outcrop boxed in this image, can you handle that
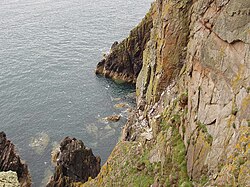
[0,131,31,187]
[47,137,101,187]
[95,8,153,83]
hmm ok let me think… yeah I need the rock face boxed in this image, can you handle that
[95,8,153,83]
[82,0,250,186]
[47,137,101,187]
[0,171,20,187]
[0,132,31,187]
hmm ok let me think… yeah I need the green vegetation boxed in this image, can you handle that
[197,121,213,145]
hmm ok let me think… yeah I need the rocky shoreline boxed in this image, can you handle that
[0,133,101,187]
[1,0,249,186]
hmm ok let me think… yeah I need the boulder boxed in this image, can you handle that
[47,137,101,186]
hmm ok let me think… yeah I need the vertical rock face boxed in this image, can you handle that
[136,0,250,185]
[137,0,191,105]
[83,0,250,186]
[95,8,153,83]
[0,132,31,187]
[182,0,250,185]
[47,137,101,187]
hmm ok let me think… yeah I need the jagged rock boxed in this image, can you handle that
[95,8,153,83]
[0,171,20,187]
[47,137,101,187]
[0,132,31,187]
[104,115,121,122]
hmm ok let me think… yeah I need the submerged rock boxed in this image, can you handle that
[41,168,53,187]
[0,132,31,187]
[29,132,50,155]
[47,137,101,186]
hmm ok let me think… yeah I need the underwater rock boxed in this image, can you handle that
[29,132,50,155]
[104,124,112,130]
[85,123,99,137]
[41,168,53,187]
[100,129,116,141]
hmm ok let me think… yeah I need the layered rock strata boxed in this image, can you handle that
[0,132,31,187]
[83,0,250,186]
[47,137,101,187]
[95,7,153,83]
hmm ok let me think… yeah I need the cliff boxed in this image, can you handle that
[82,0,250,186]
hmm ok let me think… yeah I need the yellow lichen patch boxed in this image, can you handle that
[231,64,246,92]
[215,126,250,186]
[240,94,250,120]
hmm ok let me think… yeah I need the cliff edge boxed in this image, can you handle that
[83,0,249,186]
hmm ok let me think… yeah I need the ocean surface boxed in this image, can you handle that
[0,0,152,185]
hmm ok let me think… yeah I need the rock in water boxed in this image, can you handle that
[0,132,31,187]
[104,115,121,122]
[47,137,101,186]
[95,8,153,83]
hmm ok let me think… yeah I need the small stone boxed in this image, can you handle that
[104,115,121,122]
[114,103,128,108]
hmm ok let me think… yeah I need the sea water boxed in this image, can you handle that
[0,0,152,185]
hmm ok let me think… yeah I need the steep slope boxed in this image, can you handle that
[81,0,250,186]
